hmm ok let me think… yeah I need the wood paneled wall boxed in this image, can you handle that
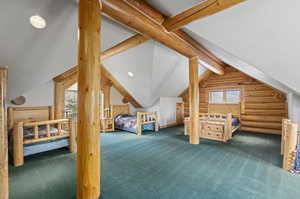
[182,67,287,135]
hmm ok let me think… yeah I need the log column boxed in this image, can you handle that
[77,0,101,199]
[0,67,8,199]
[103,80,112,110]
[189,57,200,144]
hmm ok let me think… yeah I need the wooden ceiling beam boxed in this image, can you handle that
[53,34,149,81]
[101,34,149,60]
[102,0,225,75]
[123,0,226,75]
[103,1,197,57]
[163,0,245,31]
[53,65,142,108]
[101,65,142,108]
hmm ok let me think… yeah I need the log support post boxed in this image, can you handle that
[77,0,101,198]
[13,122,24,167]
[0,67,8,199]
[103,80,112,110]
[189,57,200,144]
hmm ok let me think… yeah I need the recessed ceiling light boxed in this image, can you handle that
[128,72,134,78]
[30,15,47,29]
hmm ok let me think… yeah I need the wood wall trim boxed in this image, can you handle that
[0,67,8,199]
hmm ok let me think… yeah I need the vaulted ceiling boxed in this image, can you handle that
[0,0,299,108]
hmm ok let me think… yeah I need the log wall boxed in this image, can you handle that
[182,67,287,135]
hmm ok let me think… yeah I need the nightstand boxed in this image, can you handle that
[100,118,114,132]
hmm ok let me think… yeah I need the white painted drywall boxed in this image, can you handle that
[144,97,182,126]
[186,0,300,94]
[288,93,300,128]
[7,80,54,107]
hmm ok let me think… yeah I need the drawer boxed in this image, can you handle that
[206,131,223,139]
[205,124,223,132]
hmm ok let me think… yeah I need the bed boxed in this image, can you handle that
[184,113,241,142]
[110,105,159,135]
[8,106,77,167]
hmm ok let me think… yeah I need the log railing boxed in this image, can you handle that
[13,118,76,167]
[136,112,159,136]
[282,119,298,171]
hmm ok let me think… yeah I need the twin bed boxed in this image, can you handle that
[110,105,159,135]
[8,106,76,167]
[8,105,158,167]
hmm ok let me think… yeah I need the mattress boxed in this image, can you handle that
[293,141,300,173]
[24,138,69,156]
[115,114,155,133]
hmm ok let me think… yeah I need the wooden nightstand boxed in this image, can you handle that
[100,118,114,132]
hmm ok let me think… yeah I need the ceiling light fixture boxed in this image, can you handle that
[128,72,134,78]
[30,15,47,29]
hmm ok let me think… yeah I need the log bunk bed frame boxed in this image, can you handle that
[109,105,159,136]
[8,106,76,167]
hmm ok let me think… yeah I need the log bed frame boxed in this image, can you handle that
[282,118,298,171]
[8,106,76,167]
[184,113,241,142]
[110,105,159,136]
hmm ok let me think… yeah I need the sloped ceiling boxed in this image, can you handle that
[1,0,299,108]
[184,0,300,94]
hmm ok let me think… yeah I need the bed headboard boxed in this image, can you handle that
[8,106,54,131]
[111,105,130,119]
[208,104,240,117]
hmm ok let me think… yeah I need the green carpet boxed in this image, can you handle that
[9,126,300,199]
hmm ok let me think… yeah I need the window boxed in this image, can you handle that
[64,83,78,118]
[210,91,224,104]
[209,89,240,104]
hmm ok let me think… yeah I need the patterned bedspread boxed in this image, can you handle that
[114,114,155,134]
[232,117,240,128]
[293,144,300,173]
[23,126,67,140]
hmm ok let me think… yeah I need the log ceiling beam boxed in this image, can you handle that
[102,1,198,57]
[101,34,149,60]
[53,65,143,109]
[101,64,142,108]
[162,0,245,31]
[110,0,227,75]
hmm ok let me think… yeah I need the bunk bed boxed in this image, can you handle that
[8,106,76,167]
[109,105,159,135]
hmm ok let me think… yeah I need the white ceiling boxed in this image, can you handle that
[185,0,300,94]
[1,0,299,108]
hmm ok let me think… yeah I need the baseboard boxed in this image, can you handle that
[159,122,180,129]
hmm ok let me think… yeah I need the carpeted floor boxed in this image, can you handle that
[9,126,300,199]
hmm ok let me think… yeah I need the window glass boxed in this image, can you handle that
[210,91,224,104]
[209,89,240,104]
[226,90,240,104]
[64,83,78,118]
